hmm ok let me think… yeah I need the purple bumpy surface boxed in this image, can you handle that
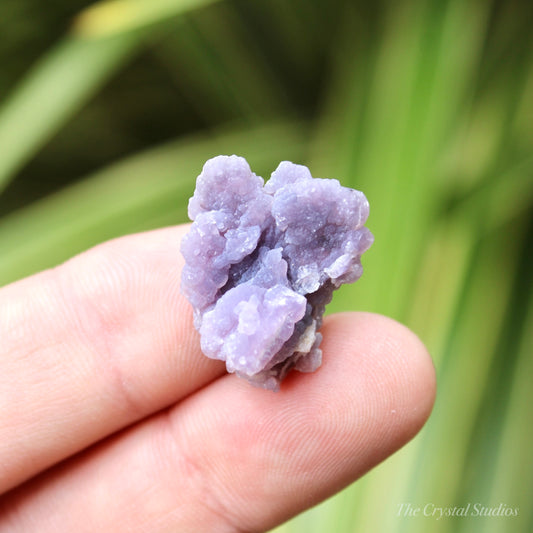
[181,155,373,390]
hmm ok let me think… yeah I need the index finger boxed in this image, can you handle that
[0,225,225,493]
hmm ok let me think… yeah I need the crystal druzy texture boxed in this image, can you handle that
[181,155,373,390]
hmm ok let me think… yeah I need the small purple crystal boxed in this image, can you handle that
[181,155,373,390]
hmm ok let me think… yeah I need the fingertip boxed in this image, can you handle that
[165,311,438,532]
[320,311,436,446]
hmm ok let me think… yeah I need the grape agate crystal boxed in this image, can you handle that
[181,155,373,390]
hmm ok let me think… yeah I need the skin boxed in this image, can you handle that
[0,225,436,532]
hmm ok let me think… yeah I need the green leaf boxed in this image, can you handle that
[0,0,227,196]
[0,35,139,195]
[74,0,222,38]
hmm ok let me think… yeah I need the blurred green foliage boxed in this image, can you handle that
[0,0,532,532]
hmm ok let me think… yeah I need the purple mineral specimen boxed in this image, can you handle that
[181,155,373,390]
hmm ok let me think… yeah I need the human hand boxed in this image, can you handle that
[0,225,436,532]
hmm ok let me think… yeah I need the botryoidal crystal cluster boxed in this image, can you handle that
[181,155,373,390]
